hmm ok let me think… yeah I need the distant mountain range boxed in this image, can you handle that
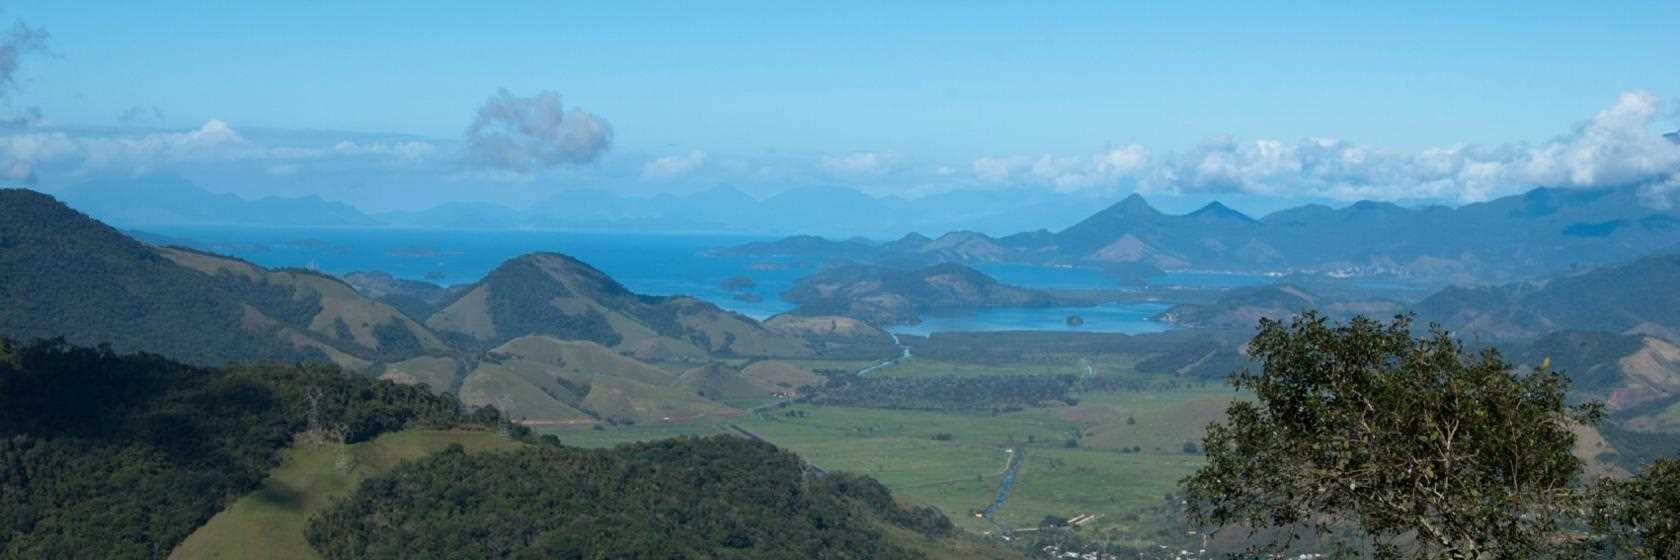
[54,176,381,227]
[728,186,1680,286]
[51,177,1680,284]
[49,176,1112,235]
[405,184,1115,236]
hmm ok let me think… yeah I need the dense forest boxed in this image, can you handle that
[0,339,486,559]
[0,189,321,365]
[307,436,952,559]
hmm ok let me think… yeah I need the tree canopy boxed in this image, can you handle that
[0,339,484,559]
[306,436,952,559]
[1182,313,1604,559]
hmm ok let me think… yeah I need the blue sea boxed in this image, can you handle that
[141,227,1221,334]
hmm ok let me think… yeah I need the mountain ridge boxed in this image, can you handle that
[726,184,1680,286]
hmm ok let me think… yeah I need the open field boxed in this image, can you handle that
[170,429,523,560]
[873,356,1143,379]
[550,385,1236,536]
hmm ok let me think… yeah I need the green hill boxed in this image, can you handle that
[427,252,814,359]
[457,336,729,424]
[781,262,1067,325]
[0,189,447,368]
[678,362,773,404]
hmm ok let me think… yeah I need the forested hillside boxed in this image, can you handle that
[1415,252,1680,340]
[0,189,315,364]
[0,189,446,368]
[308,436,954,559]
[0,339,483,559]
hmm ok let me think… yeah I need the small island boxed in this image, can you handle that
[779,262,1075,325]
[1065,314,1085,327]
[719,275,756,291]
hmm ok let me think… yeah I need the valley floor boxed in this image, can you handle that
[551,383,1233,545]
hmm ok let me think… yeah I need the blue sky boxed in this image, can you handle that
[3,2,1679,212]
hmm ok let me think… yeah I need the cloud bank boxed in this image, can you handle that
[0,81,1674,208]
[0,120,441,182]
[973,91,1680,204]
[464,89,612,173]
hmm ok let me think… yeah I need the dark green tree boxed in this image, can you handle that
[1182,313,1603,559]
[1590,458,1680,559]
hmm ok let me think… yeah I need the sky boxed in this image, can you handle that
[2,2,1679,213]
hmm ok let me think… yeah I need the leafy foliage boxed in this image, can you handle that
[307,436,947,559]
[1590,458,1680,559]
[0,339,481,559]
[1182,313,1603,559]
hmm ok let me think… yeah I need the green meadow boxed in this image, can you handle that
[551,384,1235,536]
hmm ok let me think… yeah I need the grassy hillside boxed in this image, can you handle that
[679,362,774,404]
[158,247,451,367]
[170,430,523,560]
[457,336,729,424]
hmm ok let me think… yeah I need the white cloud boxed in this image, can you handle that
[972,144,1150,193]
[332,139,437,162]
[971,90,1680,203]
[641,149,707,181]
[820,150,907,176]
[0,120,447,182]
